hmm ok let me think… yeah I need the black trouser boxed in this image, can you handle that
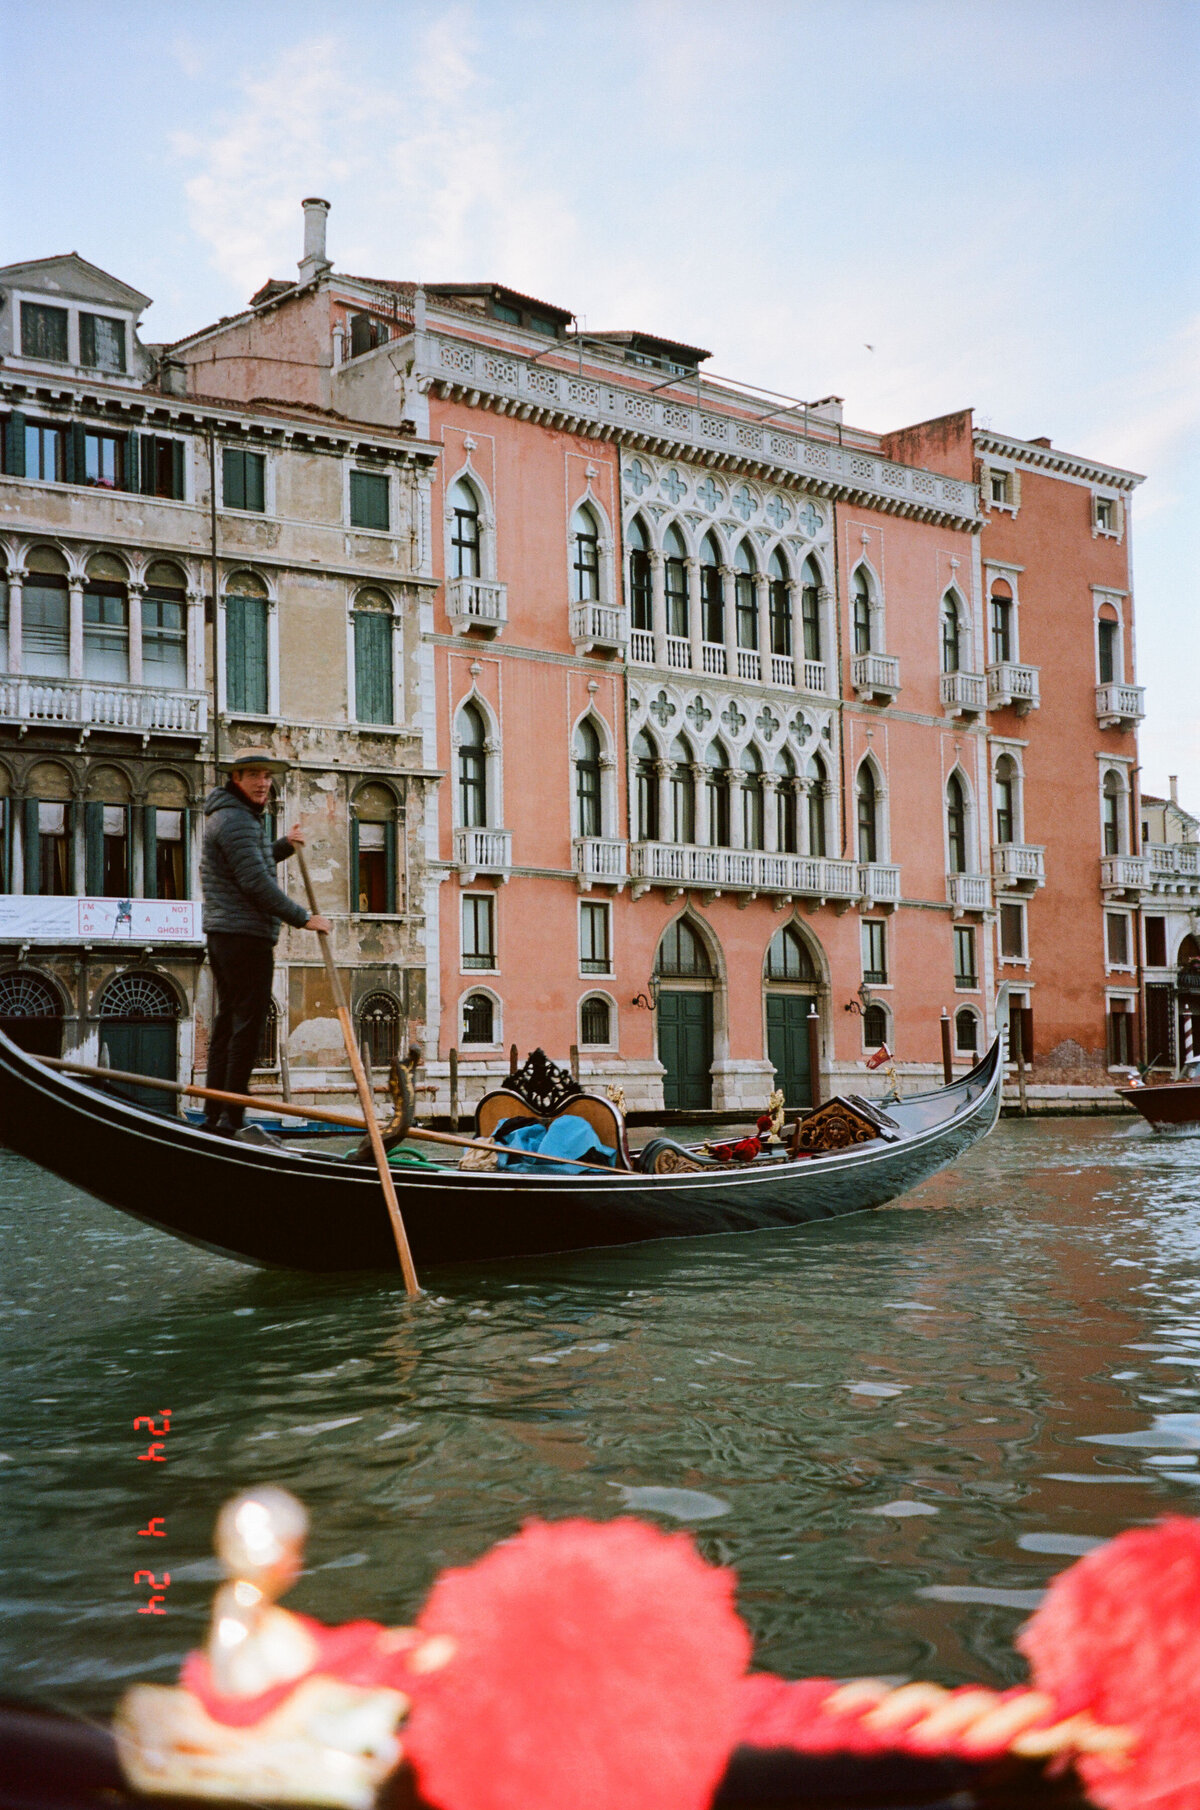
[205,933,275,1130]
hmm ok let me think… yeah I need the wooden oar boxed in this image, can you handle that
[34,1055,612,1169]
[292,846,421,1297]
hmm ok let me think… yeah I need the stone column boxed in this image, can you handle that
[685,558,702,673]
[762,775,779,853]
[796,778,812,857]
[650,552,667,667]
[127,582,145,687]
[654,759,671,846]
[784,582,799,680]
[691,762,709,848]
[755,574,771,677]
[728,772,745,849]
[68,576,85,681]
[6,567,24,675]
[815,586,834,690]
[720,565,737,679]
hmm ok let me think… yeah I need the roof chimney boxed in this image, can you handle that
[1170,775,1179,805]
[299,198,331,284]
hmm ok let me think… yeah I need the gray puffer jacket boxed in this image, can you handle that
[201,784,311,942]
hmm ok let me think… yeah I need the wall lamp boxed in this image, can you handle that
[844,981,874,1016]
[631,974,661,1011]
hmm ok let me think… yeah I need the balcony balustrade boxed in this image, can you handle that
[851,652,901,704]
[1095,682,1145,731]
[630,628,655,665]
[986,662,1040,714]
[1100,854,1147,899]
[770,654,795,688]
[736,648,762,682]
[939,671,987,717]
[991,844,1046,891]
[572,836,628,889]
[946,872,990,915]
[0,677,206,738]
[453,826,512,882]
[1143,843,1200,895]
[445,576,507,637]
[701,642,726,676]
[802,658,828,695]
[569,602,626,657]
[628,842,859,902]
[665,635,691,671]
[857,862,901,906]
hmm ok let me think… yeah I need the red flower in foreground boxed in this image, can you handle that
[404,1517,751,1810]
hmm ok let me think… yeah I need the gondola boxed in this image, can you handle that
[0,1026,1004,1273]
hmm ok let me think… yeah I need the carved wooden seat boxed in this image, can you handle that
[474,1051,632,1169]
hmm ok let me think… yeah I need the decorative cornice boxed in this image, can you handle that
[974,429,1144,491]
[427,335,981,531]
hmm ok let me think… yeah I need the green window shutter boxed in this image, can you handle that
[4,412,25,478]
[245,452,266,512]
[124,429,140,493]
[142,805,158,899]
[171,439,185,500]
[84,802,105,896]
[226,596,268,714]
[222,447,245,510]
[23,798,40,894]
[385,819,397,913]
[350,470,389,530]
[141,434,157,495]
[79,313,96,367]
[179,808,191,899]
[349,815,360,913]
[62,803,75,893]
[66,423,86,485]
[354,612,392,724]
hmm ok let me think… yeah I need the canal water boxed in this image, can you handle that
[1,1115,1198,1720]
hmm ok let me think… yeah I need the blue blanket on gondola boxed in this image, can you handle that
[494,1116,614,1173]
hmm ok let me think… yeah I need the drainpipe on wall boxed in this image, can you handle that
[207,425,221,779]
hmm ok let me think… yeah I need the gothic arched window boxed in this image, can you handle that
[941,592,961,674]
[655,917,712,977]
[457,702,488,828]
[571,503,600,603]
[634,731,659,843]
[700,533,723,645]
[995,755,1018,845]
[800,557,822,664]
[705,742,730,848]
[575,718,603,839]
[741,744,765,851]
[734,540,757,649]
[627,515,652,633]
[449,477,482,579]
[856,765,878,864]
[767,925,815,982]
[947,772,968,873]
[852,568,873,656]
[768,548,791,657]
[664,525,689,638]
[668,736,695,845]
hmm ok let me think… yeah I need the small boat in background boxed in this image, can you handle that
[1117,1058,1200,1128]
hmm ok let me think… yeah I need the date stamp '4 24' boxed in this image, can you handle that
[134,1411,172,1615]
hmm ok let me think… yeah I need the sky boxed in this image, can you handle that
[1,0,1197,797]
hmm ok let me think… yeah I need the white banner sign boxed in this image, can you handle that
[0,896,203,943]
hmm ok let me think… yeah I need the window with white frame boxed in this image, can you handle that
[448,476,483,577]
[461,991,497,1044]
[579,900,611,975]
[457,702,489,827]
[571,503,601,603]
[353,588,395,725]
[222,447,266,514]
[1105,910,1132,969]
[940,591,962,673]
[223,572,272,715]
[955,1006,980,1054]
[1102,769,1129,856]
[954,925,978,988]
[664,525,690,638]
[1096,609,1121,685]
[999,900,1026,961]
[852,567,874,655]
[580,994,612,1047]
[989,579,1015,665]
[856,764,880,864]
[989,469,1013,507]
[575,718,603,838]
[462,893,496,970]
[1093,494,1120,536]
[862,919,887,985]
[994,754,1019,845]
[862,1000,889,1049]
[350,468,390,531]
[628,515,652,632]
[946,772,969,873]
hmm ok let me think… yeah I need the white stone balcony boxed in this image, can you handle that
[1095,682,1145,731]
[445,576,507,637]
[628,842,859,902]
[947,872,991,915]
[986,662,1040,714]
[569,602,626,657]
[0,677,207,738]
[1143,844,1200,895]
[852,652,901,704]
[992,844,1046,892]
[939,671,987,717]
[735,647,762,683]
[801,658,829,695]
[573,836,628,889]
[665,635,691,671]
[1100,854,1147,899]
[770,654,795,688]
[701,641,727,676]
[453,826,512,881]
[858,862,901,906]
[630,628,655,665]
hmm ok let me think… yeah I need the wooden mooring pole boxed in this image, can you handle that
[449,1047,459,1134]
[940,1008,953,1085]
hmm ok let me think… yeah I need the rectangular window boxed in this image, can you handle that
[101,806,130,896]
[155,809,185,901]
[142,593,188,689]
[1095,497,1117,532]
[990,598,1012,665]
[1097,619,1118,684]
[355,821,394,914]
[354,611,394,724]
[21,302,68,363]
[801,585,821,662]
[1107,1006,1134,1066]
[141,435,186,500]
[954,925,977,988]
[24,423,65,482]
[79,313,127,373]
[23,580,70,677]
[999,901,1026,960]
[989,471,1011,506]
[38,802,71,896]
[225,595,269,714]
[462,894,496,970]
[1106,911,1131,967]
[1145,915,1167,967]
[701,564,723,643]
[492,301,521,325]
[83,431,124,489]
[350,469,390,531]
[83,588,129,682]
[580,901,611,975]
[222,447,266,512]
[862,919,887,986]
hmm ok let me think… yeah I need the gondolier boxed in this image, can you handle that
[200,748,330,1136]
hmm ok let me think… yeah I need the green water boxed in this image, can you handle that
[1,1116,1198,1716]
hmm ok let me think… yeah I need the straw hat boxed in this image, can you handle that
[222,745,288,774]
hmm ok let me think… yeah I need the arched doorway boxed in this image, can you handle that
[654,918,714,1110]
[98,971,179,1111]
[764,925,817,1107]
[0,971,64,1057]
[357,991,401,1068]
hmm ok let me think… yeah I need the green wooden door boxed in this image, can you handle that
[767,993,813,1108]
[100,1021,177,1113]
[658,991,713,1111]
